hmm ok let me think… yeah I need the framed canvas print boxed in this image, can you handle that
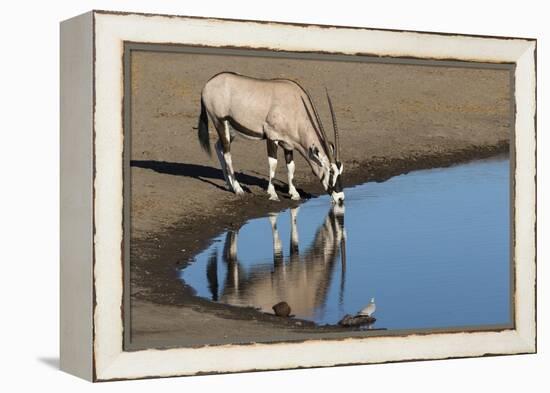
[60,10,537,381]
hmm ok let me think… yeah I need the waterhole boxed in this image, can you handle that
[178,157,511,331]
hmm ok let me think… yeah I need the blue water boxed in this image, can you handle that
[179,157,511,330]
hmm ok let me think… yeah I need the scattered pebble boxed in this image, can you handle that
[272,301,291,317]
[338,314,376,327]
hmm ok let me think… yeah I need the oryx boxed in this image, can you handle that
[197,72,345,204]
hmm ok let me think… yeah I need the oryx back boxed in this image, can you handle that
[201,72,308,148]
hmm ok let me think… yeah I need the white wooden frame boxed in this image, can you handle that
[60,10,536,381]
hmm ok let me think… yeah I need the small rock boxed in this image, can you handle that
[272,301,291,317]
[338,314,376,327]
[338,314,353,326]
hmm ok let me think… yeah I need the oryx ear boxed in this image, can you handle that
[328,142,335,155]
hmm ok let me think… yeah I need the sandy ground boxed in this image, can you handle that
[128,49,512,349]
[130,300,316,348]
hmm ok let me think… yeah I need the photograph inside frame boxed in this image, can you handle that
[124,43,515,350]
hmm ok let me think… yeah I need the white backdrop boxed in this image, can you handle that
[0,0,546,391]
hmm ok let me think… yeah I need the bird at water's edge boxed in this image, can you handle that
[359,298,376,317]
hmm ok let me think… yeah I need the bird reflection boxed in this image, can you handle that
[206,205,347,319]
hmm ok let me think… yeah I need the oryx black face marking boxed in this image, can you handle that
[328,170,342,193]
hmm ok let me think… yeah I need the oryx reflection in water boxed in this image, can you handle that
[203,205,347,320]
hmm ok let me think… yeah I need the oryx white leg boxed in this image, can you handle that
[287,161,300,200]
[215,140,230,187]
[266,139,279,201]
[221,121,244,195]
[224,153,244,195]
[267,157,279,201]
[284,149,300,200]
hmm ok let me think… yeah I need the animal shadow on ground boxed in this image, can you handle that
[130,160,312,199]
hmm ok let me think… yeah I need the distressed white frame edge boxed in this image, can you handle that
[60,11,94,381]
[90,11,536,381]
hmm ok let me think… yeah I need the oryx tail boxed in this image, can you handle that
[197,97,211,156]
